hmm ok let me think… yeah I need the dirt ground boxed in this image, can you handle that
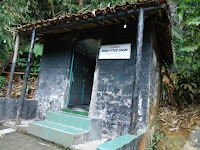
[156,105,200,150]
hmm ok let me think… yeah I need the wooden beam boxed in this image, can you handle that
[3,71,36,76]
[6,34,20,97]
[15,29,36,125]
[112,18,121,24]
[130,15,136,20]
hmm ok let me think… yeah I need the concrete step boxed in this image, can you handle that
[28,120,88,148]
[62,108,88,116]
[96,129,146,150]
[46,111,90,131]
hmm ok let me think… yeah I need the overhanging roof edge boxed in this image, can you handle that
[18,4,166,35]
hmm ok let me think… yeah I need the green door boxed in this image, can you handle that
[66,43,92,106]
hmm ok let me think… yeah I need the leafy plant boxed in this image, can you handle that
[0,76,7,97]
[148,124,164,150]
[24,43,43,57]
[17,42,43,74]
[0,76,6,86]
[0,50,9,74]
[162,0,200,107]
[17,58,27,67]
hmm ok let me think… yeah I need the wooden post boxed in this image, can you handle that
[130,7,145,135]
[15,29,36,125]
[6,34,20,97]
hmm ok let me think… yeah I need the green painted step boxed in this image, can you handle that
[28,120,88,148]
[62,108,88,116]
[96,130,146,150]
[97,134,136,150]
[46,111,90,131]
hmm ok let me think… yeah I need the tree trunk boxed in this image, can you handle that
[78,0,83,10]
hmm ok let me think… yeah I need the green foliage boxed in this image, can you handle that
[0,0,33,52]
[0,76,7,86]
[148,124,164,150]
[172,0,200,77]
[17,43,43,74]
[0,51,8,64]
[24,43,44,57]
[30,60,41,74]
[82,0,135,12]
[17,58,27,67]
[166,0,200,106]
[0,76,7,96]
[179,82,200,100]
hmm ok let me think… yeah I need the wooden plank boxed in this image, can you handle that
[112,18,121,24]
[130,15,136,20]
[3,71,36,75]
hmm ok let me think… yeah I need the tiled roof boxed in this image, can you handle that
[16,0,166,33]
[15,0,173,64]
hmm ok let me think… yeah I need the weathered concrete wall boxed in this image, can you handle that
[35,35,72,119]
[90,59,135,137]
[133,26,162,150]
[136,25,161,130]
[89,23,158,138]
[0,97,37,121]
[148,49,161,124]
[89,24,136,138]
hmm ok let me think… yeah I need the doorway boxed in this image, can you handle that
[66,39,99,113]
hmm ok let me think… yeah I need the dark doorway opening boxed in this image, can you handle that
[66,39,99,113]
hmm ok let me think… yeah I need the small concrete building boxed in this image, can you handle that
[6,0,173,149]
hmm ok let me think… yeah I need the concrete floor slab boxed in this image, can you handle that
[0,125,65,150]
[0,128,16,135]
[71,139,108,150]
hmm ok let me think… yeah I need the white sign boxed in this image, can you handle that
[99,43,131,59]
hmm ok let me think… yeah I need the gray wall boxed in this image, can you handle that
[89,50,136,138]
[89,24,137,138]
[35,35,72,119]
[31,21,161,140]
[89,22,161,138]
[0,97,37,121]
[136,30,161,130]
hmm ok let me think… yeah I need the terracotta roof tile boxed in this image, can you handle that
[16,0,166,32]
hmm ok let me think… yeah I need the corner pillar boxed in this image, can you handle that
[130,7,145,135]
